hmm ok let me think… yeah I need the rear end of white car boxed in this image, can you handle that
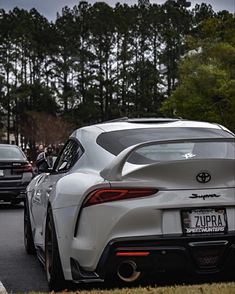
[26,119,235,290]
[69,132,235,283]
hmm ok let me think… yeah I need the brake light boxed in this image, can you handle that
[83,188,158,207]
[13,163,33,173]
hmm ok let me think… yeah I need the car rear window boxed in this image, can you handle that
[97,127,235,164]
[0,146,26,160]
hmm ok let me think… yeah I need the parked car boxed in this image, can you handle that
[24,118,235,291]
[0,144,33,205]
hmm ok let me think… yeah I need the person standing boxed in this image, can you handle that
[36,145,54,172]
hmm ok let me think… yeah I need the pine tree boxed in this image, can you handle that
[138,0,150,8]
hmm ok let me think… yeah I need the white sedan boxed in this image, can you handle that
[24,118,235,291]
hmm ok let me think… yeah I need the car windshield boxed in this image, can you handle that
[97,127,235,164]
[0,146,25,160]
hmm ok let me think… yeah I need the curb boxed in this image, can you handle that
[0,282,7,294]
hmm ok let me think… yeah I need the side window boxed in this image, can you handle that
[54,139,83,173]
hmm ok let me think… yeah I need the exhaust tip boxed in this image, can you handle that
[117,260,141,282]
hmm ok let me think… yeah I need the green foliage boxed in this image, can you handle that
[161,12,235,132]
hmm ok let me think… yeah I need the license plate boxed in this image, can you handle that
[0,170,4,177]
[181,208,227,234]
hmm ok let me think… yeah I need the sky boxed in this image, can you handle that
[0,0,234,21]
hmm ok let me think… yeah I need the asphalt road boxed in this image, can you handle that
[0,203,49,293]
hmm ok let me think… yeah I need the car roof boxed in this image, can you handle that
[94,119,221,132]
[70,118,234,171]
[70,118,234,140]
[80,118,222,133]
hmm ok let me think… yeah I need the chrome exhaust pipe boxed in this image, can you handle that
[117,260,141,282]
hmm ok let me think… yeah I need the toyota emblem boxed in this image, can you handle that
[196,172,211,184]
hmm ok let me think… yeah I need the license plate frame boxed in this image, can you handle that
[181,208,227,235]
[0,170,4,177]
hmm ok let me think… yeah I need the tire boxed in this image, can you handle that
[45,208,66,291]
[24,199,36,254]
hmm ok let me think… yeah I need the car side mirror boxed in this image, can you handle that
[36,153,50,173]
[36,154,58,174]
[48,156,58,173]
[37,159,50,173]
[51,156,57,167]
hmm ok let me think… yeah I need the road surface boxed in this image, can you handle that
[0,203,48,293]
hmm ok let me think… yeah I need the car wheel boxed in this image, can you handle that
[45,208,66,291]
[24,199,36,255]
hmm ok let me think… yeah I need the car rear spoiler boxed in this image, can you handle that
[100,137,235,181]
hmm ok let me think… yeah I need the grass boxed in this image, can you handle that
[26,282,235,294]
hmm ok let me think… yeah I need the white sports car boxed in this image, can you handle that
[24,118,235,291]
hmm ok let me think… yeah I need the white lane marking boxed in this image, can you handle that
[0,281,7,294]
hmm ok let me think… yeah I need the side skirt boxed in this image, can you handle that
[36,245,46,267]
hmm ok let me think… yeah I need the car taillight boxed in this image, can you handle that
[83,188,158,207]
[13,163,33,173]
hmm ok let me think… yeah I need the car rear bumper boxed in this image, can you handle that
[71,232,235,282]
[99,233,235,276]
[0,187,27,202]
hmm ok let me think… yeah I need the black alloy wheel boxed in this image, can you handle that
[45,208,66,291]
[24,199,36,254]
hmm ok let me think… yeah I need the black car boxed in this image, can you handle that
[0,144,33,205]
